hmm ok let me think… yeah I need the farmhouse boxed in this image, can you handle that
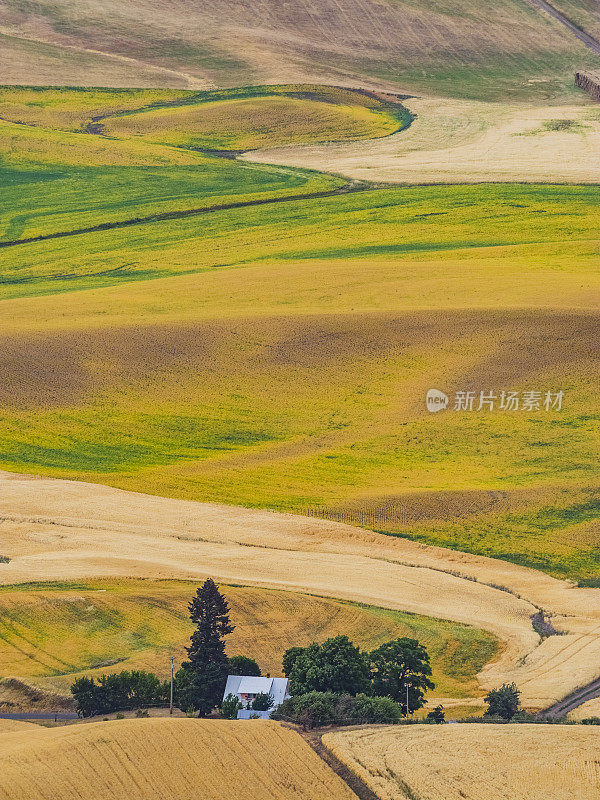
[223,675,290,719]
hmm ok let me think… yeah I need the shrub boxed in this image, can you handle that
[71,670,168,717]
[426,705,446,723]
[273,691,338,729]
[251,692,274,711]
[347,694,402,724]
[484,683,521,720]
[273,691,402,728]
[0,556,10,564]
[512,710,536,723]
[581,717,600,725]
[220,693,242,719]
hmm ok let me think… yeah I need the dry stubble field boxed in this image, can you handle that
[245,97,600,183]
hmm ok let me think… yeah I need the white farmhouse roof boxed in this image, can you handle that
[238,676,273,695]
[223,675,290,709]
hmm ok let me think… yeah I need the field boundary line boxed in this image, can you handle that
[291,725,377,800]
[0,183,372,249]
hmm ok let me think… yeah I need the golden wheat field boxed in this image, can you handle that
[0,718,355,800]
[323,724,600,800]
[2,470,600,709]
[568,697,600,721]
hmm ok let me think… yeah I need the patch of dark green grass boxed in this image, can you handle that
[0,412,282,472]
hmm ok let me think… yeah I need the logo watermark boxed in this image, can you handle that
[426,389,449,413]
[426,389,564,413]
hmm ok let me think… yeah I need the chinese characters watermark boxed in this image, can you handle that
[426,389,564,413]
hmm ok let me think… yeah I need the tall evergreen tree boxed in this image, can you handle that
[175,579,234,715]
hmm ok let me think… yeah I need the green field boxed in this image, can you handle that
[0,580,497,700]
[1,86,599,581]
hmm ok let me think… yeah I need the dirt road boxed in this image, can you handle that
[541,676,600,718]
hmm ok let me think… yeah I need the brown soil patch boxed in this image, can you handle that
[0,309,597,409]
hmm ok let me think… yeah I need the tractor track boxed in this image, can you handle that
[525,0,600,57]
[0,181,374,250]
[541,675,600,718]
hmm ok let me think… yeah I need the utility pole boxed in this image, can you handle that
[170,656,175,715]
[406,683,409,718]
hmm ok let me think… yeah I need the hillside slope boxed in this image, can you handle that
[323,723,600,800]
[0,579,496,701]
[2,470,600,709]
[0,718,357,800]
[1,0,598,99]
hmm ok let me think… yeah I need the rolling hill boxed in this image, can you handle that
[0,718,356,800]
[2,470,600,710]
[0,85,599,583]
[0,579,496,702]
[2,0,599,99]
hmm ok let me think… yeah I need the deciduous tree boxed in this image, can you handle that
[369,638,434,714]
[484,682,521,720]
[287,635,371,696]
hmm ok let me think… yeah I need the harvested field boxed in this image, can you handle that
[1,471,600,709]
[0,717,356,800]
[1,0,598,99]
[323,723,600,800]
[0,579,496,699]
[244,97,600,183]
